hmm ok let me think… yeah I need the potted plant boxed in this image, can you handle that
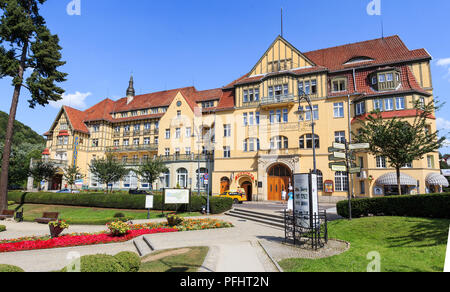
[107,220,131,237]
[167,214,184,227]
[48,220,69,238]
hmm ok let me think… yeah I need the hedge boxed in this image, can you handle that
[337,193,450,219]
[61,252,141,272]
[0,264,24,272]
[7,192,233,214]
[114,251,141,272]
[0,225,5,232]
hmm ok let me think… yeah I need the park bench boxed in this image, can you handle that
[0,210,14,220]
[34,212,59,224]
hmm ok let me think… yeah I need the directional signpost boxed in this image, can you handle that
[328,140,371,220]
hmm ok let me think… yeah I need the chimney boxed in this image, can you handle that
[126,75,135,105]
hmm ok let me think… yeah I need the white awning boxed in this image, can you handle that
[376,173,417,186]
[426,173,449,187]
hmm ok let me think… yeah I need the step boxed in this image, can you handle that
[228,209,285,224]
[225,212,285,229]
[233,208,285,221]
[133,237,154,257]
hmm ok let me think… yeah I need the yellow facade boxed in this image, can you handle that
[34,35,444,201]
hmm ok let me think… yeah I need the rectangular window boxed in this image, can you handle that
[332,79,346,92]
[143,137,150,145]
[283,84,289,95]
[255,89,260,101]
[154,137,159,145]
[123,139,129,146]
[243,90,248,103]
[186,127,191,138]
[386,73,393,82]
[269,110,275,124]
[379,74,386,83]
[134,124,140,131]
[249,112,254,125]
[396,97,405,110]
[311,80,317,95]
[427,155,435,168]
[276,110,282,123]
[283,109,288,123]
[360,181,366,195]
[165,148,170,156]
[304,81,310,95]
[114,140,120,147]
[165,129,170,139]
[224,124,231,137]
[224,146,231,158]
[133,138,139,146]
[175,128,181,139]
[269,87,273,98]
[376,156,387,168]
[374,99,383,111]
[305,105,319,121]
[298,81,304,94]
[256,112,260,125]
[248,89,254,102]
[355,102,366,116]
[177,110,181,117]
[335,131,346,144]
[334,102,344,118]
[384,98,394,111]
[144,123,151,130]
[185,147,191,155]
[243,113,248,126]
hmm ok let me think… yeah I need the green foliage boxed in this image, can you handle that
[0,111,45,146]
[8,192,233,214]
[63,165,83,189]
[136,158,168,188]
[89,155,128,193]
[61,254,125,273]
[114,252,141,273]
[113,212,125,218]
[354,100,446,195]
[337,193,450,219]
[0,225,5,232]
[0,264,24,272]
[28,160,56,189]
[167,214,184,226]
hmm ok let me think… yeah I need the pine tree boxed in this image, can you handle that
[0,0,67,209]
[354,100,446,195]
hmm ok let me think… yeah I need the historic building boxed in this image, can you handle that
[31,35,448,201]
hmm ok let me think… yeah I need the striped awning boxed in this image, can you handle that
[426,173,449,187]
[376,173,417,186]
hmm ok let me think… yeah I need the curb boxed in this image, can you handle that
[258,240,283,273]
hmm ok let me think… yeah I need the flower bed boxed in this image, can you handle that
[0,219,233,253]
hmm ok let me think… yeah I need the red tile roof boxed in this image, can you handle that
[63,106,89,134]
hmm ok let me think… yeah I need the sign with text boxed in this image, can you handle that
[293,173,319,228]
[333,142,346,150]
[164,189,190,204]
[145,195,154,209]
[349,143,370,150]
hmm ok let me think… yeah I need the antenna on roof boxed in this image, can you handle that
[281,7,283,37]
[381,18,384,40]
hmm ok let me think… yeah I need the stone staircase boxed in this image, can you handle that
[133,236,155,256]
[225,208,285,229]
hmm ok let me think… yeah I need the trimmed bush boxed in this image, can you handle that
[0,225,5,232]
[61,254,125,272]
[114,251,141,272]
[113,212,125,218]
[7,192,232,214]
[0,264,24,272]
[337,193,450,219]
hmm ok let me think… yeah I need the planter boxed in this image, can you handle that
[49,225,65,238]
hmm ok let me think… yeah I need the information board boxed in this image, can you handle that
[164,189,190,204]
[293,173,319,228]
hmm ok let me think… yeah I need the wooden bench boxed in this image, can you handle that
[34,212,59,224]
[0,210,14,220]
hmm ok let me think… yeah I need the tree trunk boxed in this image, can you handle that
[0,42,28,211]
[396,167,402,196]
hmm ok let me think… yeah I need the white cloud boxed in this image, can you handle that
[437,58,450,67]
[50,91,91,109]
[437,117,450,131]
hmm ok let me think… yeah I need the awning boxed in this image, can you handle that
[426,173,449,187]
[376,173,417,186]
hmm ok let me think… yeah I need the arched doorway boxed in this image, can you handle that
[267,164,292,201]
[220,177,230,194]
[241,181,253,201]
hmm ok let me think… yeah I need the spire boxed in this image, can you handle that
[126,75,135,104]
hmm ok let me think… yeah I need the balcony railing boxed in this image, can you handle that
[106,144,158,153]
[120,154,212,165]
[260,94,297,106]
[33,159,68,168]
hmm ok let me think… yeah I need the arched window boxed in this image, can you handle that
[177,168,188,188]
[196,168,208,190]
[270,136,288,150]
[269,164,291,177]
[299,134,320,149]
[335,171,348,192]
[314,170,323,191]
[244,138,260,152]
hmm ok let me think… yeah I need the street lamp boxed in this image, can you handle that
[296,90,317,174]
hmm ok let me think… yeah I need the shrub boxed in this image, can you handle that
[113,212,125,218]
[167,214,184,226]
[114,251,141,272]
[0,264,24,272]
[337,193,450,219]
[7,192,233,214]
[107,221,131,236]
[61,254,125,273]
[0,225,5,232]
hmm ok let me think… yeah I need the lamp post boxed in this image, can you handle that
[297,90,317,174]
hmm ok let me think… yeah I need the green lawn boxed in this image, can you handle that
[279,217,450,272]
[9,204,201,225]
[139,247,209,272]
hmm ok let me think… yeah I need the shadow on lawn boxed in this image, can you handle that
[385,218,450,248]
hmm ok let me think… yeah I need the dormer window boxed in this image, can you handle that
[371,69,401,91]
[331,78,347,92]
[344,56,374,65]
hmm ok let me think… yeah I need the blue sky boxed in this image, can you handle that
[1,0,450,153]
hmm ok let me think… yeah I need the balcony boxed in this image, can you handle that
[143,129,158,135]
[106,144,158,153]
[133,131,141,136]
[123,131,131,137]
[260,94,297,109]
[33,159,68,168]
[120,154,212,165]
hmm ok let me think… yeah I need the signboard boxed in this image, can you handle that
[349,143,370,150]
[73,136,79,166]
[442,169,450,177]
[349,167,362,174]
[293,173,319,228]
[235,172,255,182]
[333,152,346,159]
[331,165,347,172]
[145,195,154,209]
[333,142,346,150]
[328,155,345,161]
[164,189,190,204]
[324,180,334,194]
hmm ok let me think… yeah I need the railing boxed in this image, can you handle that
[106,144,158,152]
[143,129,158,135]
[260,94,297,106]
[133,131,141,136]
[33,159,68,167]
